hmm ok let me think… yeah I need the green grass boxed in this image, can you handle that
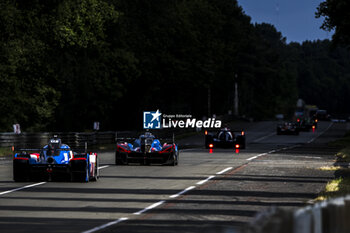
[316,177,350,201]
[0,147,13,157]
[317,131,350,201]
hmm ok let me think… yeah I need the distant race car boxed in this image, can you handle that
[13,136,99,182]
[295,117,317,131]
[276,122,299,135]
[115,132,179,166]
[205,128,246,149]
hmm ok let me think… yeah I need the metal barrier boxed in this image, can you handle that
[243,195,350,233]
[0,130,183,150]
[0,132,120,149]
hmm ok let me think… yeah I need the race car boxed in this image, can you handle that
[205,128,246,149]
[295,117,317,132]
[13,136,99,182]
[115,132,179,166]
[276,122,299,135]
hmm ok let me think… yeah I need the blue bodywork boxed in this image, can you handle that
[116,132,179,165]
[13,137,98,182]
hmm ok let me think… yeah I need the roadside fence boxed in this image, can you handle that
[243,195,350,233]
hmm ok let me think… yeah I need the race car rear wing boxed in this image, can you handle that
[205,130,245,136]
[115,132,175,144]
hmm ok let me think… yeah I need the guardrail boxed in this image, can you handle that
[243,195,350,233]
[0,130,187,150]
[0,132,122,149]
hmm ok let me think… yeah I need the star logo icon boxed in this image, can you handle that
[151,110,161,122]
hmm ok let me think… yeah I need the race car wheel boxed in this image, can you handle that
[276,128,281,135]
[13,170,27,182]
[71,164,89,182]
[170,153,176,166]
[115,152,127,165]
[13,160,29,182]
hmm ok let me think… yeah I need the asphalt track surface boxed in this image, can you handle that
[0,121,347,233]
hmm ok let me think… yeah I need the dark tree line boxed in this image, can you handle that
[0,0,350,132]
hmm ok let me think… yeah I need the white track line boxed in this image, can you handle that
[0,182,46,196]
[307,122,333,144]
[1,165,109,197]
[82,217,128,233]
[247,152,267,161]
[196,176,215,185]
[169,186,196,198]
[246,156,257,161]
[133,201,165,215]
[216,167,232,175]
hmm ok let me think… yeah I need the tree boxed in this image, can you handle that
[316,0,350,46]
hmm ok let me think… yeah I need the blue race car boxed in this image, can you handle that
[13,136,99,182]
[115,132,179,166]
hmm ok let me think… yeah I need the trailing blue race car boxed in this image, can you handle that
[13,136,99,182]
[115,132,179,166]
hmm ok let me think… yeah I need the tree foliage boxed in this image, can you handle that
[316,0,350,46]
[0,0,349,131]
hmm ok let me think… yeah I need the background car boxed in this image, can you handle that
[276,122,299,135]
[205,128,246,149]
[115,132,179,166]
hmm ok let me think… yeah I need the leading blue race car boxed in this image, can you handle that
[13,136,99,182]
[115,132,179,166]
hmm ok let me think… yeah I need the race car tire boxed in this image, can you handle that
[70,162,89,182]
[13,160,30,182]
[115,152,127,165]
[276,128,281,135]
[170,153,176,166]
